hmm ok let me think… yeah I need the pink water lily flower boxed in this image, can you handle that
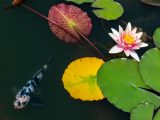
[108,22,148,62]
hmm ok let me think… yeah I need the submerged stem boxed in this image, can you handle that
[22,4,54,24]
[21,4,79,40]
[21,4,106,60]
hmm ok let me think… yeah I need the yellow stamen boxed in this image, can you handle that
[123,34,135,44]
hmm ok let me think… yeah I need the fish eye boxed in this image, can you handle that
[17,102,21,106]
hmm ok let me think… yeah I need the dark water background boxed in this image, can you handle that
[0,0,160,120]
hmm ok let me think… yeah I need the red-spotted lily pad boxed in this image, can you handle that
[48,3,92,43]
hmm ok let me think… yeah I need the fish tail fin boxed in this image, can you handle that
[43,64,48,70]
[47,54,54,65]
[42,54,54,70]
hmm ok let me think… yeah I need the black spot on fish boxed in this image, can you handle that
[31,80,36,90]
[17,101,21,106]
[20,89,25,96]
[34,77,40,86]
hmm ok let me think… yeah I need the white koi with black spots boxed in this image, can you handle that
[13,55,54,110]
[13,64,48,110]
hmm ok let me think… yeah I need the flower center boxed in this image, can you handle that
[123,34,135,44]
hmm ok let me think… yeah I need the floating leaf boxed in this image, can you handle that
[97,58,160,112]
[153,109,160,120]
[66,0,94,4]
[48,3,92,43]
[141,0,160,6]
[153,27,160,48]
[62,57,104,101]
[130,103,154,120]
[92,0,124,20]
[139,48,160,92]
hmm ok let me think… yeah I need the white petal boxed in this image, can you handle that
[108,33,118,42]
[109,45,123,54]
[124,50,130,57]
[119,25,123,33]
[126,22,132,32]
[130,51,140,62]
[111,28,120,38]
[135,39,142,44]
[132,45,140,50]
[139,42,148,48]
[135,32,143,39]
[132,27,137,34]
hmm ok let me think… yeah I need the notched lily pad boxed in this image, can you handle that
[153,109,160,120]
[140,48,160,92]
[92,0,124,20]
[97,58,160,112]
[48,3,92,43]
[66,0,94,4]
[153,27,160,48]
[130,103,154,120]
[62,57,104,101]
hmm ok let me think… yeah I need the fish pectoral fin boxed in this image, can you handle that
[11,86,21,95]
[33,89,42,95]
[30,96,43,106]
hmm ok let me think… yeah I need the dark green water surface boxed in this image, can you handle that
[0,0,160,120]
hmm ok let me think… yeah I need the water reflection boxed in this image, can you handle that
[0,0,160,120]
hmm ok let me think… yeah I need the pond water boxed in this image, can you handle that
[0,0,160,120]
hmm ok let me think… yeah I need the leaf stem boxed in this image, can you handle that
[74,27,106,60]
[21,4,106,60]
[21,4,79,40]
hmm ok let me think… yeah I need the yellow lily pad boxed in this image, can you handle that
[62,57,104,101]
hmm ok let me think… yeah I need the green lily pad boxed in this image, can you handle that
[139,48,160,92]
[97,58,160,112]
[130,103,154,120]
[66,0,94,4]
[153,27,160,48]
[92,0,124,20]
[153,109,160,120]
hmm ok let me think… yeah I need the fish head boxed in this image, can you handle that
[14,95,30,110]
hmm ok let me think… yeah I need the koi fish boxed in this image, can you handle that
[13,56,53,110]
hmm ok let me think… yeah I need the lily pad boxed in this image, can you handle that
[153,27,160,48]
[48,3,92,43]
[141,0,160,6]
[92,0,124,20]
[62,57,104,101]
[130,103,154,120]
[153,109,160,120]
[139,48,160,92]
[97,58,160,112]
[66,0,94,4]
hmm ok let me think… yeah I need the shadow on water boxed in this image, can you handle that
[0,0,160,120]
